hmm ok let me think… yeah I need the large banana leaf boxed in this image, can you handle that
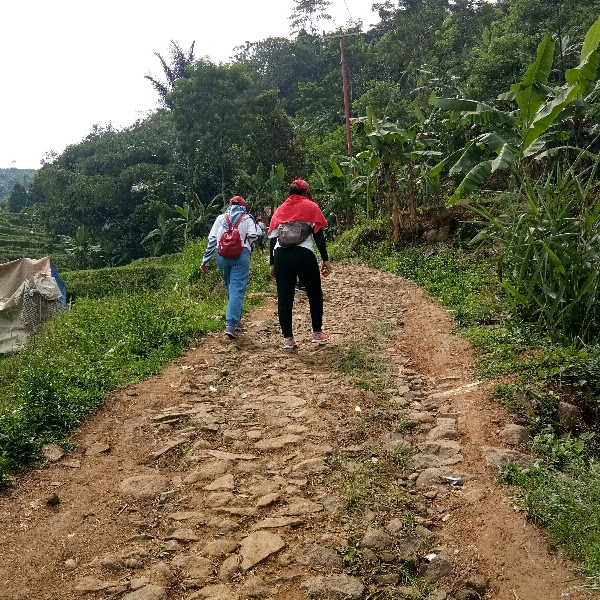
[511,35,555,122]
[449,160,493,205]
[492,143,517,172]
[431,97,514,125]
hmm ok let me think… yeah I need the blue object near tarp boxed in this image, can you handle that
[49,260,67,307]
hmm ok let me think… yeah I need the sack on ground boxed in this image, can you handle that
[218,215,245,258]
[277,221,313,247]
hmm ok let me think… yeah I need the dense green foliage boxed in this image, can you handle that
[7,0,600,270]
[0,244,269,479]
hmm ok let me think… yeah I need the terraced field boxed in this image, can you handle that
[0,211,68,268]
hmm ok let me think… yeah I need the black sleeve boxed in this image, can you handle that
[313,229,329,261]
[269,236,277,265]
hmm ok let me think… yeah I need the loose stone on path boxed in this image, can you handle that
[239,531,286,571]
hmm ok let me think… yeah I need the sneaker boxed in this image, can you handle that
[234,320,245,331]
[283,337,298,349]
[312,331,329,344]
[295,281,306,293]
[225,325,239,339]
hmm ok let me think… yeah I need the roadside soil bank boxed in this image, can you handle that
[0,263,590,600]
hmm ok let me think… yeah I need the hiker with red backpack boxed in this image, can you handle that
[201,196,261,338]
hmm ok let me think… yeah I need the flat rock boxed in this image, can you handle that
[216,506,257,517]
[256,493,280,508]
[420,553,453,583]
[416,468,467,489]
[255,434,303,450]
[482,447,536,469]
[206,450,257,461]
[278,498,323,516]
[499,424,530,445]
[166,528,200,542]
[301,575,364,600]
[119,474,170,500]
[171,555,214,580]
[359,529,394,550]
[426,424,459,441]
[122,585,167,600]
[203,539,239,557]
[218,555,241,581]
[294,544,344,569]
[293,458,328,474]
[85,441,111,454]
[73,577,120,593]
[187,583,235,599]
[184,461,229,484]
[169,511,204,521]
[239,531,286,571]
[417,440,461,459]
[204,474,235,491]
[251,517,304,530]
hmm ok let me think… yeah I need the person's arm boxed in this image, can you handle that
[313,228,329,261]
[201,218,220,270]
[269,236,277,265]
[313,228,332,274]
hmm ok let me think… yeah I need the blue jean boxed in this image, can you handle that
[216,248,251,326]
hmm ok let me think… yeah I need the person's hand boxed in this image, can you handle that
[321,261,332,275]
[270,265,275,280]
[200,265,209,274]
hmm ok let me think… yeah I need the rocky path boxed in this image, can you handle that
[0,264,590,600]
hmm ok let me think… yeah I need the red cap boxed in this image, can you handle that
[292,179,312,199]
[229,196,247,206]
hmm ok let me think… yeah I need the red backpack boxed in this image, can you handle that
[218,213,246,258]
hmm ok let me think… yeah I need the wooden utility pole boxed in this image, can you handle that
[324,31,361,158]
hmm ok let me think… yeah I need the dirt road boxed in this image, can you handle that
[0,264,589,600]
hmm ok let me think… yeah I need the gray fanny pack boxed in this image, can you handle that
[277,221,313,247]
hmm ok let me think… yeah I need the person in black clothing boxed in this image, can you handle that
[267,179,332,349]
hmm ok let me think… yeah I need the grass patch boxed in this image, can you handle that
[502,461,600,578]
[0,241,269,480]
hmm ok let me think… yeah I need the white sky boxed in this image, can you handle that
[0,0,379,170]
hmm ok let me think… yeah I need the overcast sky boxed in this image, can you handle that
[0,0,379,170]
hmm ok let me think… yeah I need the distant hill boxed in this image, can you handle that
[0,211,68,269]
[0,168,37,202]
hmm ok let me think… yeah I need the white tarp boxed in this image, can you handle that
[0,257,64,353]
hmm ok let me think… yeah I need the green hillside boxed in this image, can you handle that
[0,168,36,202]
[0,212,68,269]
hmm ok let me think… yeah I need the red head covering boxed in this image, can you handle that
[267,179,327,235]
[292,179,312,199]
[229,196,247,206]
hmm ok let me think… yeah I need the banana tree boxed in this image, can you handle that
[431,16,600,204]
[357,106,440,242]
[313,158,358,233]
[240,163,286,215]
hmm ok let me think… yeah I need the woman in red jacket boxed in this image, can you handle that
[268,179,332,349]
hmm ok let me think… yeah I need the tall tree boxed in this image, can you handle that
[290,0,333,35]
[169,60,253,204]
[145,40,196,109]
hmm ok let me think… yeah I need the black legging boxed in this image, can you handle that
[274,246,323,338]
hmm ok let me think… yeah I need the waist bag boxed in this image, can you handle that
[277,221,313,247]
[218,214,246,258]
